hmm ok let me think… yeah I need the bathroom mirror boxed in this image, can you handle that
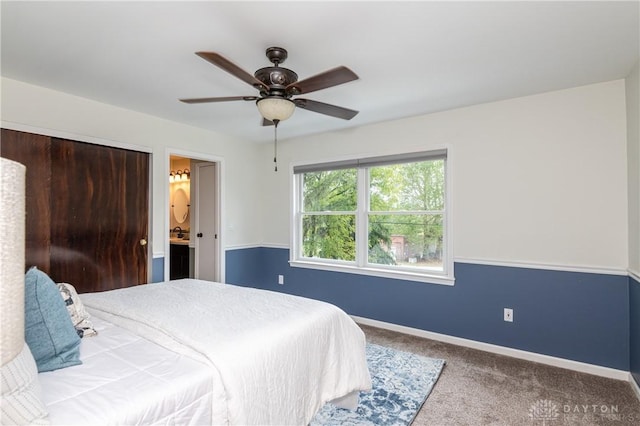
[172,188,190,224]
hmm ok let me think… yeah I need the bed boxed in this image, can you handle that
[39,279,372,425]
[1,158,370,425]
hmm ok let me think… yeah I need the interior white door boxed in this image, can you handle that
[195,162,218,281]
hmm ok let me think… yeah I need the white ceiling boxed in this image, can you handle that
[1,1,639,144]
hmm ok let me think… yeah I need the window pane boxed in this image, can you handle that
[368,214,443,270]
[302,214,356,261]
[370,160,445,211]
[303,169,357,212]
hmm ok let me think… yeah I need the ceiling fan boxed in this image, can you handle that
[179,47,359,125]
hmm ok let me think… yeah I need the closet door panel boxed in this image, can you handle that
[0,129,52,272]
[50,138,149,292]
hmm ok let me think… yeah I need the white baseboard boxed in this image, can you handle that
[352,315,630,382]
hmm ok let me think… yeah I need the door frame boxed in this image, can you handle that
[165,148,224,283]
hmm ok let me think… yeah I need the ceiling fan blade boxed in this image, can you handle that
[180,96,259,104]
[286,66,358,95]
[294,99,359,120]
[196,52,269,92]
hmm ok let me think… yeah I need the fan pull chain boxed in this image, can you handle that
[273,119,279,172]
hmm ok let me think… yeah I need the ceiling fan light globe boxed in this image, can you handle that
[257,97,295,122]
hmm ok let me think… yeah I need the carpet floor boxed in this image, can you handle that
[361,325,640,425]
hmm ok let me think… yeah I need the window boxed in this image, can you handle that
[291,150,453,285]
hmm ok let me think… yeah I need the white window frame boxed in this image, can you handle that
[290,149,454,285]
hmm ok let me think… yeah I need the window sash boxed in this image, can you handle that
[293,150,451,283]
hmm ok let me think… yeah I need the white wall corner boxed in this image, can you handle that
[630,373,640,403]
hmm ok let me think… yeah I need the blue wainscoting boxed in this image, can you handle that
[226,246,630,371]
[225,246,266,286]
[631,275,640,386]
[151,257,164,283]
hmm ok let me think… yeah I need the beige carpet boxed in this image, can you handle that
[361,325,640,425]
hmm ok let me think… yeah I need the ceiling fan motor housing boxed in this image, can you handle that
[254,67,298,96]
[253,47,299,97]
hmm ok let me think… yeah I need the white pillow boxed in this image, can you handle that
[57,283,97,338]
[0,342,49,425]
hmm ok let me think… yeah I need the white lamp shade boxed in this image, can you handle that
[257,97,295,121]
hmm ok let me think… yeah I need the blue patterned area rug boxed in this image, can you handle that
[312,343,445,426]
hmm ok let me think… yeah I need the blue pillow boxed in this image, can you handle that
[24,267,82,372]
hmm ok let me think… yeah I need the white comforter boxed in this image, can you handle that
[81,279,371,425]
[39,317,214,425]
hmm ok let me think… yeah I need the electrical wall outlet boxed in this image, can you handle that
[278,275,284,285]
[504,308,513,322]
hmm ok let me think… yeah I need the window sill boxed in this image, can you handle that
[289,259,455,286]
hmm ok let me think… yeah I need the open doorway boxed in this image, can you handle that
[166,152,223,283]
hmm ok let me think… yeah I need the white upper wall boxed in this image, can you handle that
[0,77,263,256]
[260,80,629,272]
[627,61,640,275]
[1,76,631,272]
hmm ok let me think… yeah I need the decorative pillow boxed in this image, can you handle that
[0,342,49,425]
[56,283,97,338]
[24,267,82,373]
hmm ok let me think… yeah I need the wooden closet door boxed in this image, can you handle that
[0,129,52,271]
[49,138,149,292]
[1,129,149,292]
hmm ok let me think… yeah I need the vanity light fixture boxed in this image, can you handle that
[169,169,190,182]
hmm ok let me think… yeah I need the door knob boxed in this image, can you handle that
[197,233,203,238]
[139,239,147,246]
